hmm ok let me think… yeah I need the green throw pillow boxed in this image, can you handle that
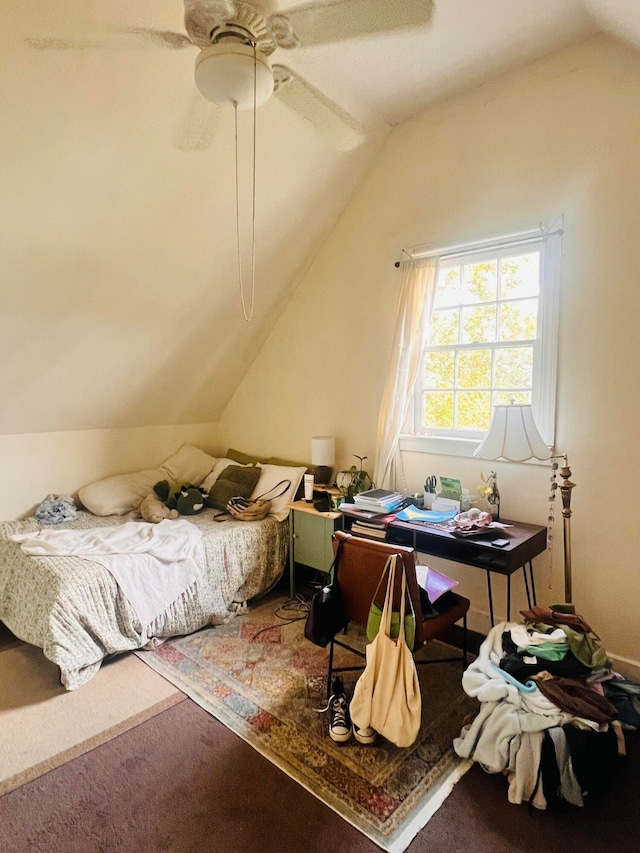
[226,448,267,465]
[205,465,262,511]
[266,456,311,470]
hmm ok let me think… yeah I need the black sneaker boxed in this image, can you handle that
[325,677,352,743]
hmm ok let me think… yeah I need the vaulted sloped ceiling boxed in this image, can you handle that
[2,0,639,435]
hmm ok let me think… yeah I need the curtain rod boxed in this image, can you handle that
[394,225,564,267]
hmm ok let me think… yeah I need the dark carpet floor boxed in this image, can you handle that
[0,696,638,853]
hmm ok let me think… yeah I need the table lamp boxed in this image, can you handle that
[311,436,335,486]
[474,403,575,604]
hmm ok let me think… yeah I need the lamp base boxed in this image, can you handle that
[558,455,575,604]
[313,466,333,486]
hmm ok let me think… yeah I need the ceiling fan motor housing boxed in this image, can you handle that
[194,43,274,108]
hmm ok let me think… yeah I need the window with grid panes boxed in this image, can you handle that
[410,234,560,453]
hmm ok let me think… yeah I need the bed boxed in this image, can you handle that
[0,445,306,690]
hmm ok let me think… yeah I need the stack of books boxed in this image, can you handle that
[337,489,404,541]
[348,517,390,539]
[352,488,404,514]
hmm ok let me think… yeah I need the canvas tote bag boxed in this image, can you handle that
[350,555,422,748]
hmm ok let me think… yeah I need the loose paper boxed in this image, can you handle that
[415,565,459,602]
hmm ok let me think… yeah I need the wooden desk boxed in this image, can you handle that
[340,510,547,626]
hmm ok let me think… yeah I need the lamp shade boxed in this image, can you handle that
[311,436,335,466]
[474,404,551,462]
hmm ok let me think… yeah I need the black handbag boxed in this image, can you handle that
[304,539,347,648]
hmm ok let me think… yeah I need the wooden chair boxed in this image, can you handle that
[327,530,470,695]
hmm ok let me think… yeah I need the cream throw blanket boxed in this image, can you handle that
[12,519,203,632]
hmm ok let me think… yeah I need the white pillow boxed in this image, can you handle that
[249,464,306,522]
[161,444,217,486]
[78,444,217,516]
[78,468,165,516]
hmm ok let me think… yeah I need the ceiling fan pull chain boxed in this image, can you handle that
[233,102,246,320]
[233,47,257,323]
[250,43,257,321]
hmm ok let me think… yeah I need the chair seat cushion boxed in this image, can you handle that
[418,593,470,646]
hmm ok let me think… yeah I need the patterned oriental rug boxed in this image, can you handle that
[136,593,476,853]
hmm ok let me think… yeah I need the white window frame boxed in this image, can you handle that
[400,227,562,459]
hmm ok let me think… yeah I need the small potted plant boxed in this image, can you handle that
[336,454,373,502]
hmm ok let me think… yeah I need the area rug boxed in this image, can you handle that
[136,593,476,852]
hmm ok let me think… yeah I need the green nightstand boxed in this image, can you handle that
[287,500,344,596]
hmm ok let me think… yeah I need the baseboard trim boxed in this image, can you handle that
[608,653,640,682]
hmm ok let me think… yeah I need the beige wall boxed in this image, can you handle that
[219,35,640,674]
[0,422,218,521]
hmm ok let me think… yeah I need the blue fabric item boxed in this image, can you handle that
[35,494,78,525]
[603,678,640,728]
[488,662,537,692]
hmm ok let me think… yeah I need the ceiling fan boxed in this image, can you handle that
[25,0,435,153]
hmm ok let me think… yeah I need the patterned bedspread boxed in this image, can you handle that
[0,509,288,689]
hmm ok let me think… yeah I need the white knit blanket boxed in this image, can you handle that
[12,519,202,631]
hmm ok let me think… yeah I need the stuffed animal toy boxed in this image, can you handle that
[138,492,179,523]
[153,479,180,506]
[152,480,208,516]
[174,484,209,515]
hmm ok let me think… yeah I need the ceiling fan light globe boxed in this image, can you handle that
[194,44,274,109]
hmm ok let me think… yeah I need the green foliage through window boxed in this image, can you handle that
[419,250,541,434]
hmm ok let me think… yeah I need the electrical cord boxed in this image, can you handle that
[251,593,310,640]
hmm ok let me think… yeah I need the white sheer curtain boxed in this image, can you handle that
[373,257,438,491]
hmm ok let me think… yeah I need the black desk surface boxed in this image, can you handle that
[342,510,547,577]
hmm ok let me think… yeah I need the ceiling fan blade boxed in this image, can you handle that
[25,37,106,51]
[118,28,194,50]
[24,28,193,52]
[270,0,434,48]
[174,92,219,152]
[273,65,365,152]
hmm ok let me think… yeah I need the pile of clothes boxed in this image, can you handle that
[454,604,637,810]
[35,494,78,524]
